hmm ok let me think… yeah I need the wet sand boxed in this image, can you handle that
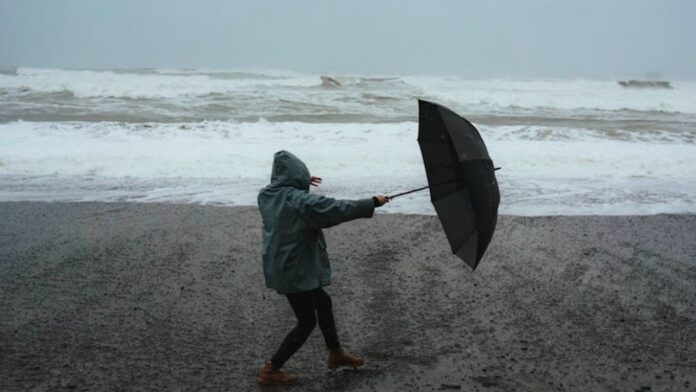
[1,202,695,391]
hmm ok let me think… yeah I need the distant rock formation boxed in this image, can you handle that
[320,76,341,87]
[618,80,673,89]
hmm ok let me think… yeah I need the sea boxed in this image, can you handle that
[1,67,695,215]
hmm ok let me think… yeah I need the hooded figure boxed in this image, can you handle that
[258,150,377,294]
[256,150,388,385]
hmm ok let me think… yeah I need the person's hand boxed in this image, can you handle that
[310,176,323,187]
[374,195,389,207]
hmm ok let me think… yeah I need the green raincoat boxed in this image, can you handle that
[258,151,375,294]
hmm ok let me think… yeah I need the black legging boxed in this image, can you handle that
[270,287,340,369]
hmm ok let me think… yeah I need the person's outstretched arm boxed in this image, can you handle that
[291,192,389,229]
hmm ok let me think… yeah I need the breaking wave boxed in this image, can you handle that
[1,67,694,115]
[1,120,695,215]
[1,67,695,215]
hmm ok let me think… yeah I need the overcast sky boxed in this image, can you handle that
[1,0,695,79]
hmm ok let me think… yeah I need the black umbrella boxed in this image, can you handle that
[389,99,500,270]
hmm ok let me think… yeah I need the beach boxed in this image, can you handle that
[2,2,696,390]
[1,202,694,391]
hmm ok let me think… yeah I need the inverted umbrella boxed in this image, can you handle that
[389,99,500,270]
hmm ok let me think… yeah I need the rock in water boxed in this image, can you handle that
[618,80,672,89]
[320,76,341,87]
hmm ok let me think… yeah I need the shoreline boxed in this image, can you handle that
[1,202,695,391]
[1,199,695,218]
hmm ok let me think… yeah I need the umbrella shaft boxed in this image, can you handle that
[388,179,458,199]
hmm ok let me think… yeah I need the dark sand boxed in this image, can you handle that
[1,202,695,391]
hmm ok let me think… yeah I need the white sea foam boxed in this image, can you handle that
[2,68,695,115]
[2,67,695,215]
[1,120,694,215]
[0,67,319,99]
[406,76,696,114]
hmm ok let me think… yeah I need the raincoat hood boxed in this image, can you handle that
[270,150,310,191]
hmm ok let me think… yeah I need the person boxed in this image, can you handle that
[256,150,389,385]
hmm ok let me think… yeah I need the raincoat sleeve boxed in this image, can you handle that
[291,191,375,229]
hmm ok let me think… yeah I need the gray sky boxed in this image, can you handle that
[1,0,695,79]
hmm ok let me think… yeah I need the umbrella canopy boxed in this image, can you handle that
[417,99,500,269]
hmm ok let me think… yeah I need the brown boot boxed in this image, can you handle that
[327,348,365,369]
[256,360,298,385]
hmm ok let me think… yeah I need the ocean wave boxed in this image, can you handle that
[479,124,695,144]
[0,67,321,99]
[0,67,18,76]
[1,119,693,174]
[1,120,695,215]
[3,68,694,115]
[407,76,696,115]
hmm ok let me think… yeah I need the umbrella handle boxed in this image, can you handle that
[388,167,501,200]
